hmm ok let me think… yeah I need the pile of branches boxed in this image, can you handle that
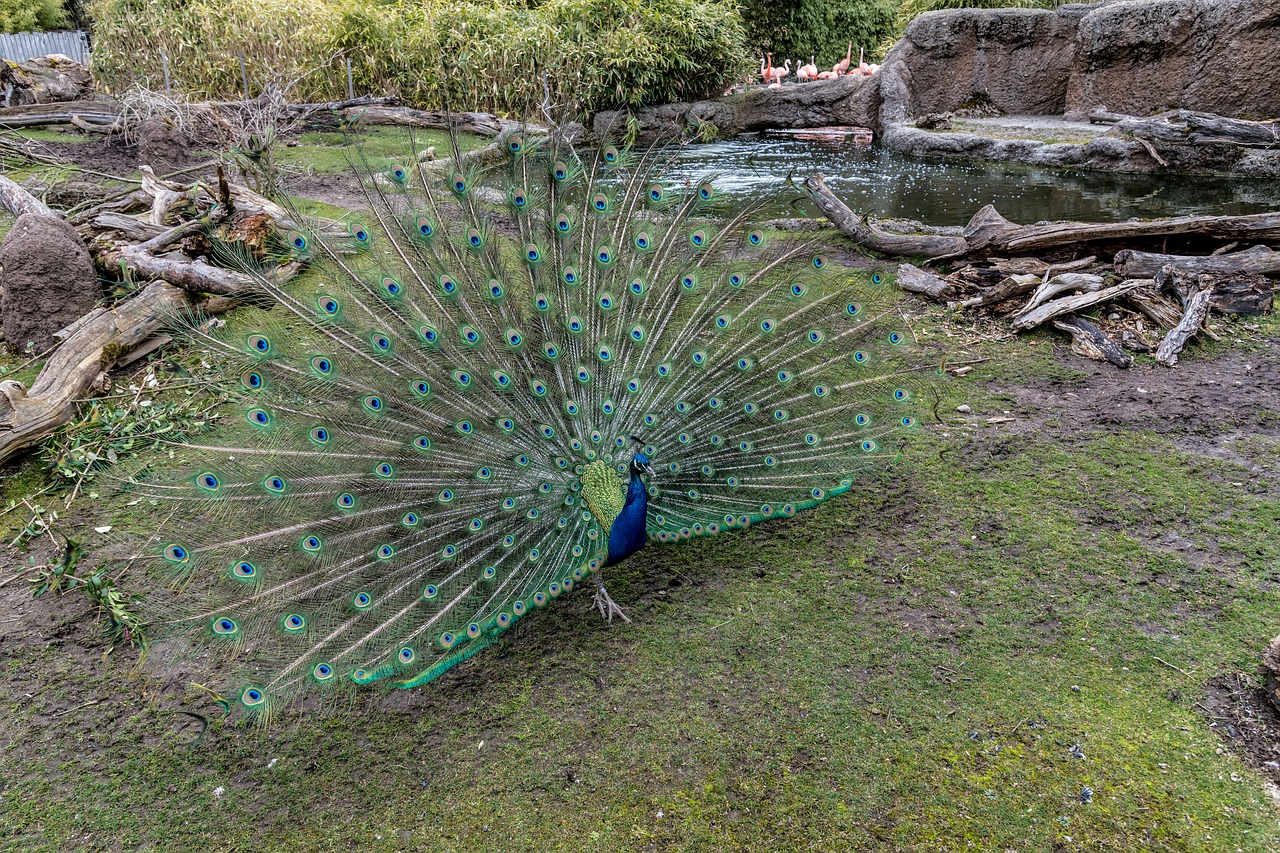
[802,175,1279,369]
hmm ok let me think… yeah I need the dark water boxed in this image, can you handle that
[661,138,1280,226]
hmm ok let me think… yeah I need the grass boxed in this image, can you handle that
[3,320,1279,850]
[1,127,1279,850]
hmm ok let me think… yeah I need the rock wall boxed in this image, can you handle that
[879,8,1085,123]
[1067,0,1280,119]
[593,73,878,144]
[883,0,1280,125]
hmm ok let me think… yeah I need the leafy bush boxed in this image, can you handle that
[88,0,748,115]
[0,0,68,34]
[740,0,896,68]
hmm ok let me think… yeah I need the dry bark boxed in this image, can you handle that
[0,174,56,219]
[1010,280,1147,330]
[1052,316,1134,369]
[0,281,234,465]
[896,263,955,299]
[1114,244,1280,278]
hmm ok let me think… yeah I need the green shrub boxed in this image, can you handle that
[0,0,68,34]
[740,0,896,68]
[88,0,749,116]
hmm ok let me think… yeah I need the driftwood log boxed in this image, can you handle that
[1115,244,1280,278]
[0,282,239,464]
[804,173,1280,260]
[0,165,304,464]
[0,56,94,109]
[1093,108,1280,149]
[895,263,954,299]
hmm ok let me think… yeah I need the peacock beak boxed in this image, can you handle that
[641,462,655,477]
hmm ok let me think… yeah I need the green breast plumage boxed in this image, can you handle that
[579,460,626,537]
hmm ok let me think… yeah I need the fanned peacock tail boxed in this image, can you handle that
[124,128,935,718]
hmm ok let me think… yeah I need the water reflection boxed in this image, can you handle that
[659,138,1280,225]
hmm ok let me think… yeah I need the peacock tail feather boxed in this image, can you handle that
[124,127,935,718]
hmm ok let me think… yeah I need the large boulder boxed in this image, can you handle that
[879,7,1085,124]
[1067,0,1280,118]
[0,213,99,354]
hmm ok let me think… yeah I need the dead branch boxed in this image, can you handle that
[802,174,968,256]
[0,174,56,218]
[1010,280,1147,330]
[0,282,232,465]
[1052,316,1134,369]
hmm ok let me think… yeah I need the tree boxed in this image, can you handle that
[0,0,70,34]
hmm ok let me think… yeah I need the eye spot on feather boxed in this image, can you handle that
[247,335,271,354]
[313,663,334,681]
[283,613,305,632]
[241,687,265,707]
[247,408,271,427]
[233,561,257,580]
[212,617,238,636]
[241,371,262,390]
[301,535,322,552]
[337,492,356,509]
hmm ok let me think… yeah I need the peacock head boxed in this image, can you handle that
[630,453,655,478]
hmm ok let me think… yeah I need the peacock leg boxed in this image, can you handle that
[590,571,632,624]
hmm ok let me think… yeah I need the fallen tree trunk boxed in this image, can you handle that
[342,106,519,138]
[1114,244,1280,278]
[1096,108,1280,149]
[804,174,1280,260]
[0,55,93,109]
[802,174,968,256]
[0,281,234,465]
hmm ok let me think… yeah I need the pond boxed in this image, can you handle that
[661,138,1280,226]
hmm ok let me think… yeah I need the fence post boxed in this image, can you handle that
[346,58,354,102]
[160,48,171,95]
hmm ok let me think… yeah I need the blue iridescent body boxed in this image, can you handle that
[606,453,654,566]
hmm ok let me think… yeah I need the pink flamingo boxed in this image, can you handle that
[798,55,818,82]
[834,41,852,76]
[773,59,791,83]
[760,52,776,84]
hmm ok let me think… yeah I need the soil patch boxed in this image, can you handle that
[1198,673,1280,786]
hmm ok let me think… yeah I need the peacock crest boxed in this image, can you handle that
[125,128,933,718]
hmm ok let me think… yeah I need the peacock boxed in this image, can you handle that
[121,126,934,719]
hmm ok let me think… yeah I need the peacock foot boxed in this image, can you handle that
[589,580,632,625]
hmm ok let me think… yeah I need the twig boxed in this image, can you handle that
[1153,655,1195,676]
[50,699,102,718]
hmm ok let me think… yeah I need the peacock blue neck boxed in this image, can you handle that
[605,466,649,566]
